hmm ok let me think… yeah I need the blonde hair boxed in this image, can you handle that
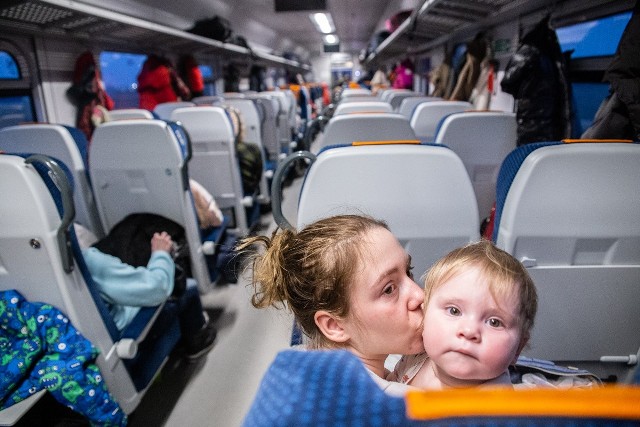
[237,214,388,349]
[424,240,537,342]
[223,105,245,144]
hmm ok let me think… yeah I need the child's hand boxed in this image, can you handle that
[151,231,174,254]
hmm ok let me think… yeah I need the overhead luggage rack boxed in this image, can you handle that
[365,0,636,67]
[0,0,310,72]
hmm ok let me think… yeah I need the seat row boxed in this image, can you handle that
[0,114,249,290]
[272,138,640,382]
[0,152,177,417]
[317,108,517,222]
[0,99,280,418]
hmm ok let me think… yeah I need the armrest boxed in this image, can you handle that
[0,390,47,426]
[120,303,165,342]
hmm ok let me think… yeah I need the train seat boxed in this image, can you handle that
[222,98,263,149]
[337,95,376,104]
[388,91,421,110]
[222,92,246,99]
[246,93,281,169]
[379,88,412,102]
[108,108,156,120]
[410,100,472,142]
[333,101,393,116]
[263,90,296,157]
[397,96,443,120]
[90,119,216,292]
[191,95,224,106]
[153,101,195,120]
[317,112,417,152]
[221,98,271,203]
[492,140,640,381]
[340,88,372,98]
[169,106,259,236]
[0,153,181,414]
[272,142,480,280]
[432,111,517,222]
[243,349,640,427]
[0,123,104,237]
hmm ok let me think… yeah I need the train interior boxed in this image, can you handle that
[1,0,639,425]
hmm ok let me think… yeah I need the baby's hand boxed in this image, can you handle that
[151,231,174,253]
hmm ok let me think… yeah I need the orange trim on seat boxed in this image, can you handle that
[406,386,640,420]
[345,111,390,115]
[352,140,421,146]
[562,139,634,143]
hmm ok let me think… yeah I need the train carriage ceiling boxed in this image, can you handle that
[0,0,635,70]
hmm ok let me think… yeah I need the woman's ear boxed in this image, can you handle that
[314,310,350,343]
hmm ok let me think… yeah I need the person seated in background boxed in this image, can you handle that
[389,240,538,389]
[76,223,217,361]
[370,68,389,95]
[190,178,223,229]
[392,59,414,90]
[224,106,264,197]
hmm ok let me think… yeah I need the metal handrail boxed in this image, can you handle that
[25,154,76,273]
[270,150,317,230]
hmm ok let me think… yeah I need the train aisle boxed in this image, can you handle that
[128,177,302,426]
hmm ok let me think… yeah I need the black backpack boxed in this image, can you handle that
[92,213,190,297]
[189,16,233,42]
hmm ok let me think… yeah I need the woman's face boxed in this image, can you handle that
[341,227,425,359]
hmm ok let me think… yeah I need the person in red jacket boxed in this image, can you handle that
[179,54,205,98]
[137,55,190,110]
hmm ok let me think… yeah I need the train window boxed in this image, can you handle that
[199,64,216,96]
[99,51,147,108]
[556,11,632,59]
[0,51,20,79]
[571,82,610,136]
[0,48,34,128]
[451,43,467,75]
[556,11,632,136]
[0,91,35,129]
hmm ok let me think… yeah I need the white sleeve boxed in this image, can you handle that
[366,368,417,397]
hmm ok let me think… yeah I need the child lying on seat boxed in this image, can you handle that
[75,222,217,361]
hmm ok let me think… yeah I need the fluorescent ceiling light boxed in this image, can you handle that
[310,12,335,34]
[323,34,338,44]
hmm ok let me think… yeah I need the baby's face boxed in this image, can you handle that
[422,265,522,387]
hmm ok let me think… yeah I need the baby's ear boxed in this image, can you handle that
[314,311,349,344]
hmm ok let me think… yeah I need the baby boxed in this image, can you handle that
[390,240,538,389]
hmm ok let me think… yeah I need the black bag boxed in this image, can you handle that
[236,141,264,196]
[92,213,190,297]
[189,15,233,42]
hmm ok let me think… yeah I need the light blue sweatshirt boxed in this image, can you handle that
[82,247,175,331]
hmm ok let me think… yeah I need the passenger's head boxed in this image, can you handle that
[224,106,245,144]
[422,240,537,386]
[239,214,424,356]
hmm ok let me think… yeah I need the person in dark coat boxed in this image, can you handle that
[501,16,572,145]
[582,1,640,141]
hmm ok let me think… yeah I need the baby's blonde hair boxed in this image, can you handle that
[424,240,538,343]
